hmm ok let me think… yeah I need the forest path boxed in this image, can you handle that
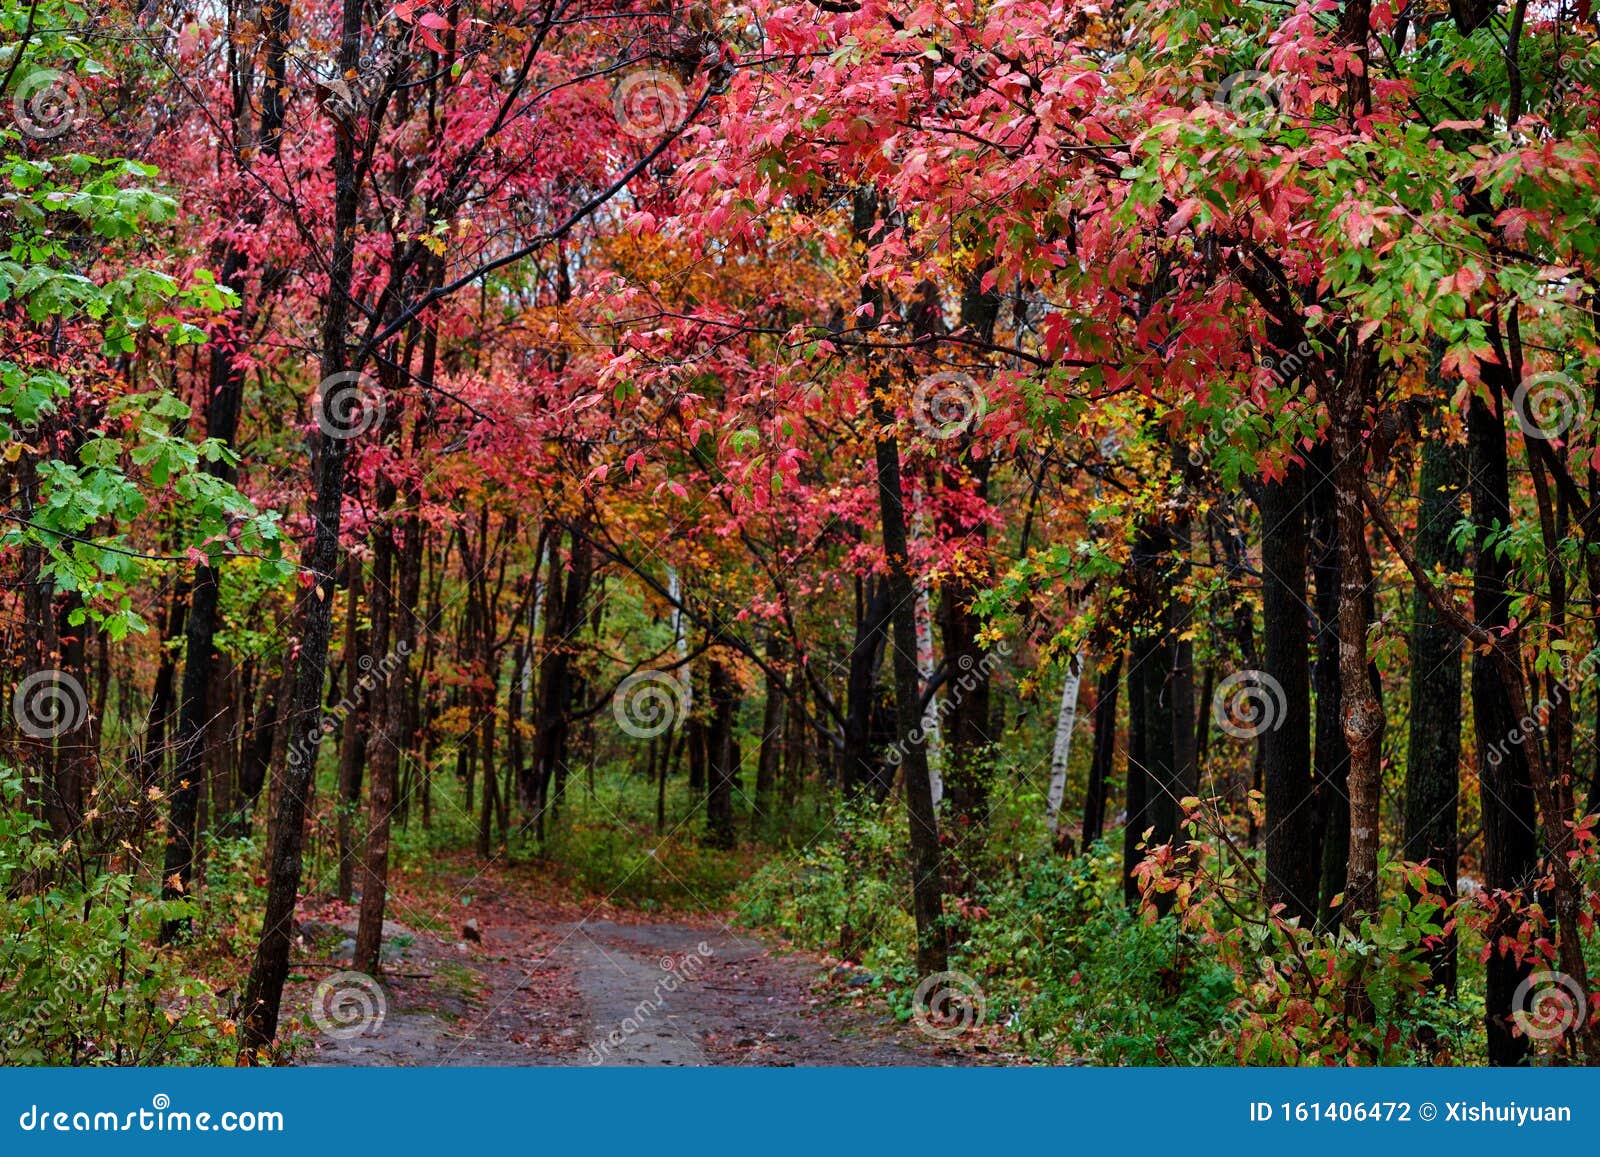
[294,864,987,1067]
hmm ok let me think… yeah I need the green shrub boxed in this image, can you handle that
[0,769,236,1065]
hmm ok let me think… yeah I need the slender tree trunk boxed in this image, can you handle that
[1469,388,1539,1066]
[1309,443,1347,921]
[938,462,994,825]
[353,515,397,975]
[1164,497,1198,855]
[1331,360,1385,925]
[1083,655,1121,846]
[1045,654,1084,838]
[842,575,892,796]
[237,0,362,1056]
[335,562,368,902]
[913,575,942,810]
[136,579,188,835]
[530,530,591,839]
[705,658,738,849]
[1128,515,1189,914]
[160,0,288,940]
[1403,431,1464,993]
[1123,633,1151,908]
[1260,468,1317,925]
[755,635,785,821]
[855,189,945,974]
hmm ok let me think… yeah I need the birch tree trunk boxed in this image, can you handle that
[1045,653,1084,836]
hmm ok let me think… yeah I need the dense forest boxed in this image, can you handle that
[3,0,1600,1068]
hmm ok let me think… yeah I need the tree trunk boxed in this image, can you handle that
[1123,633,1151,908]
[237,0,362,1056]
[1403,431,1464,993]
[842,574,892,796]
[1045,654,1084,838]
[938,462,994,825]
[705,658,738,849]
[1469,388,1539,1066]
[1260,468,1317,925]
[1331,360,1385,926]
[755,635,785,820]
[160,0,288,941]
[335,561,368,902]
[530,530,591,838]
[353,515,397,975]
[1308,443,1347,921]
[1082,655,1121,846]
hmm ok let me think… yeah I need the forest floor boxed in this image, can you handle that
[286,858,997,1067]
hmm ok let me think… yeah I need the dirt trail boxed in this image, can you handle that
[293,871,989,1067]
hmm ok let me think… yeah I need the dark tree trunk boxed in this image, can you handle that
[237,0,361,1057]
[705,658,738,848]
[353,512,397,976]
[159,555,222,942]
[136,579,189,834]
[755,635,785,820]
[234,672,278,829]
[855,189,946,976]
[1260,468,1318,925]
[160,0,289,940]
[1128,517,1189,915]
[1403,430,1465,993]
[873,413,948,974]
[1469,388,1539,1066]
[1308,443,1347,922]
[1162,494,1198,860]
[335,562,368,902]
[938,458,994,824]
[687,711,707,794]
[1123,634,1151,908]
[530,530,592,838]
[1082,654,1122,845]
[1331,352,1386,929]
[842,575,892,796]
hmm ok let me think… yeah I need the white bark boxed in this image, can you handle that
[1042,433,1121,835]
[1045,653,1084,836]
[668,565,691,711]
[524,539,549,696]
